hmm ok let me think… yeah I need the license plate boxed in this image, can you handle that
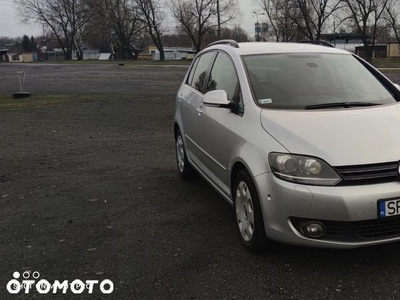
[379,199,400,218]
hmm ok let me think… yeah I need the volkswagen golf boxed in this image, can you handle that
[174,40,400,251]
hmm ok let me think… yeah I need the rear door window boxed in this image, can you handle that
[187,57,200,86]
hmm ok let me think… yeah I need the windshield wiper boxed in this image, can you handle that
[305,102,382,110]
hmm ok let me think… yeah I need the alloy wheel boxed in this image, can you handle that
[235,181,255,242]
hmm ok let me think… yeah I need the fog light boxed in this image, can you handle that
[304,222,325,238]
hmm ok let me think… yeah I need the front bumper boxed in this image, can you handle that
[255,172,400,249]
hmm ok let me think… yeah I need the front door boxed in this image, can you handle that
[195,52,243,196]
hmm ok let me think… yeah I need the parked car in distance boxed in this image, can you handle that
[174,40,400,251]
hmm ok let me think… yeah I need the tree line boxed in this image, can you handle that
[255,0,400,61]
[14,0,243,61]
[13,0,400,62]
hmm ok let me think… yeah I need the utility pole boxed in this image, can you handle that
[217,0,221,38]
[333,20,336,46]
[253,11,265,42]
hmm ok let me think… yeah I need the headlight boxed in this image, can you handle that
[268,153,342,186]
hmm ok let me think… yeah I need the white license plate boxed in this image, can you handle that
[379,199,400,218]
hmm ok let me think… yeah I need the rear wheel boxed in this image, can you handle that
[234,169,268,252]
[175,129,196,179]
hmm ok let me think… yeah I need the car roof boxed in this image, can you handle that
[206,42,351,56]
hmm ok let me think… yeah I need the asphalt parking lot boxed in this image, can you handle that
[1,63,400,299]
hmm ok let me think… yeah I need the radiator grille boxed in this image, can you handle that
[334,162,399,185]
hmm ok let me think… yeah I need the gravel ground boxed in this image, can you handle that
[1,63,400,299]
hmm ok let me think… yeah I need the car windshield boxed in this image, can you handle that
[242,53,397,109]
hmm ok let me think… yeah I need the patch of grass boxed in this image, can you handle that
[0,94,112,111]
[372,59,400,68]
[123,64,190,70]
[377,69,400,73]
[38,59,192,66]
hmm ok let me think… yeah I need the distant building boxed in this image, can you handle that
[387,42,400,59]
[72,49,100,60]
[21,53,34,62]
[7,53,23,62]
[47,49,66,61]
[355,45,387,59]
[0,48,8,62]
[320,33,372,53]
[148,46,196,61]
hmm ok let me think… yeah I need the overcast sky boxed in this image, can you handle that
[0,0,41,37]
[0,0,259,39]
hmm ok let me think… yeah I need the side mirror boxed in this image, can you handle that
[394,83,400,91]
[203,90,234,108]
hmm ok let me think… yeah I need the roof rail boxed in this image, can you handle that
[207,39,239,48]
[297,40,335,48]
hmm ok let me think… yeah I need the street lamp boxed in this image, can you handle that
[253,11,265,42]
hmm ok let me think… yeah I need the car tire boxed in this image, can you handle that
[175,129,196,179]
[234,169,268,252]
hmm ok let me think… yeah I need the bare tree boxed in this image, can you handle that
[136,0,166,60]
[169,0,238,52]
[385,0,400,45]
[199,24,251,45]
[221,25,251,42]
[293,0,344,40]
[255,0,303,41]
[344,0,389,62]
[15,0,93,60]
[89,0,144,59]
[162,26,193,47]
[256,0,343,41]
[82,12,113,52]
[134,28,152,50]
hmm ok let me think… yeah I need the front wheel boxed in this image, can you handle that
[234,170,268,252]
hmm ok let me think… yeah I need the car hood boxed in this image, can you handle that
[260,104,400,166]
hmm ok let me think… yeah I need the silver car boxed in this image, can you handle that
[174,40,400,251]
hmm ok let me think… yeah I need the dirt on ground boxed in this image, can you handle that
[0,63,187,96]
